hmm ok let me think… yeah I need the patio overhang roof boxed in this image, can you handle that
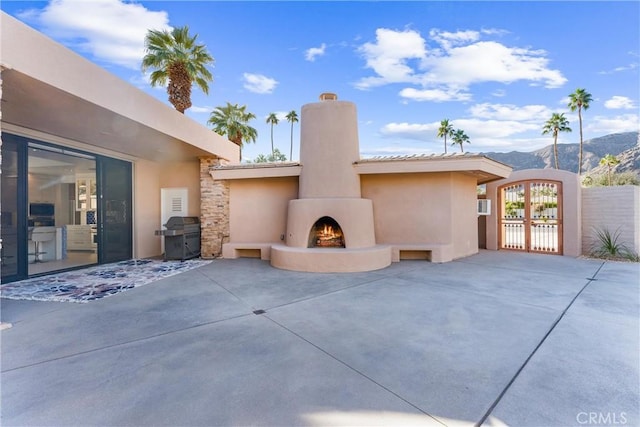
[0,12,239,163]
[211,162,302,180]
[354,153,513,184]
[210,154,512,184]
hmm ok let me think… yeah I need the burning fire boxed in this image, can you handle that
[319,224,340,239]
[309,217,345,248]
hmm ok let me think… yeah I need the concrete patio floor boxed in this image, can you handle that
[1,250,638,426]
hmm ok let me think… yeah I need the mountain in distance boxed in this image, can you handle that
[482,131,639,174]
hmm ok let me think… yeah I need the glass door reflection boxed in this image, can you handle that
[27,144,98,276]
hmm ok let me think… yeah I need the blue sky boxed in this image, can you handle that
[2,1,639,161]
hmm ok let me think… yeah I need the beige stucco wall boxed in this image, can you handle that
[582,186,640,255]
[485,169,582,256]
[133,160,162,258]
[451,173,481,258]
[228,177,298,243]
[159,161,201,216]
[221,169,487,263]
[360,172,479,259]
[133,159,201,259]
[361,173,454,245]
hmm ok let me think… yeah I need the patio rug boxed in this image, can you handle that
[0,259,211,304]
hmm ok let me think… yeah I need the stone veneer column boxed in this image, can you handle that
[199,156,230,258]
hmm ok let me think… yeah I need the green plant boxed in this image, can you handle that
[590,227,639,261]
[505,201,519,217]
[142,26,214,113]
[542,112,571,169]
[599,154,620,186]
[582,171,640,187]
[568,88,593,175]
[251,148,287,163]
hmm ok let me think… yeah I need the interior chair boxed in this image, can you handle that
[29,227,56,263]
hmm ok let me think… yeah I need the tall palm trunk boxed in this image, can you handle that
[168,62,192,113]
[289,123,294,161]
[577,107,583,175]
[444,135,447,154]
[553,133,559,170]
[231,135,243,161]
[270,125,274,156]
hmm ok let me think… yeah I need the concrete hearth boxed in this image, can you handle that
[270,245,391,273]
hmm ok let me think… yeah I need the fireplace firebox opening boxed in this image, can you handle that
[308,216,345,248]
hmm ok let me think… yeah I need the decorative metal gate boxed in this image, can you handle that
[498,180,563,254]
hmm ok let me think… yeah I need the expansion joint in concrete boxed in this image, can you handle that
[475,261,607,426]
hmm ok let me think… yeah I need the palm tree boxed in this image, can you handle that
[142,26,214,114]
[285,110,299,161]
[451,129,470,153]
[437,119,454,154]
[253,148,287,163]
[266,113,279,156]
[207,103,258,161]
[542,113,572,170]
[568,88,593,175]
[600,154,620,186]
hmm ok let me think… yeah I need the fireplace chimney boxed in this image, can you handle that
[299,93,361,199]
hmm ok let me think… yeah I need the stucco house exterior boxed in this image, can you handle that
[0,12,238,283]
[207,94,512,272]
[4,11,615,282]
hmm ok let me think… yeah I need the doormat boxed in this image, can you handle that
[0,259,212,303]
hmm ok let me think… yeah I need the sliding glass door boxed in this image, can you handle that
[1,138,27,283]
[27,143,98,276]
[98,157,132,264]
[0,134,133,283]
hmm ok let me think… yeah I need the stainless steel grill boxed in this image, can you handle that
[155,216,201,261]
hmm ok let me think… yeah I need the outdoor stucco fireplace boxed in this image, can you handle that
[270,93,392,272]
[214,92,513,271]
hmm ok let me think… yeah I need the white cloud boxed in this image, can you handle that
[421,41,566,88]
[305,43,327,61]
[378,120,554,154]
[355,28,426,89]
[399,87,471,102]
[380,122,440,142]
[355,27,567,97]
[468,103,552,121]
[586,114,639,134]
[604,96,636,110]
[243,73,278,94]
[380,116,540,146]
[598,62,638,75]
[19,0,170,69]
[429,29,480,50]
[189,105,214,114]
[452,118,540,139]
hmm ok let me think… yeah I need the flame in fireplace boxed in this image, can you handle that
[320,224,338,239]
[309,217,345,248]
